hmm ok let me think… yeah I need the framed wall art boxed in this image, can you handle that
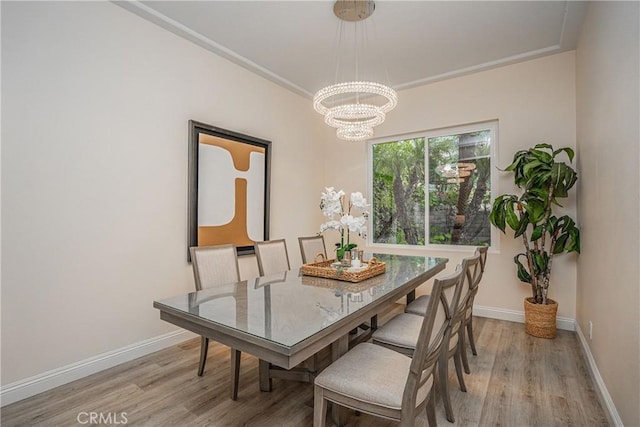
[188,120,271,259]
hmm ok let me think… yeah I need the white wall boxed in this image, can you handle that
[324,52,578,319]
[576,2,640,425]
[1,1,324,387]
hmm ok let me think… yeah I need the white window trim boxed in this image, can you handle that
[366,120,500,252]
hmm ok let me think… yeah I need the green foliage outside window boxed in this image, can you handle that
[372,138,425,245]
[371,125,493,248]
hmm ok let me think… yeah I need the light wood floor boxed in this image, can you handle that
[2,316,609,426]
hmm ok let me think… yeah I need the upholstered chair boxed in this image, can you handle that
[298,235,327,264]
[405,246,487,371]
[255,239,291,276]
[313,268,460,427]
[189,244,242,400]
[372,254,481,422]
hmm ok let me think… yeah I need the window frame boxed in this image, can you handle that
[366,120,499,253]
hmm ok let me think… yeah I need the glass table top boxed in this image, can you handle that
[155,254,447,349]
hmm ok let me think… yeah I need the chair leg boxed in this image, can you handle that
[453,347,467,393]
[230,348,241,400]
[460,322,471,375]
[313,386,328,427]
[426,389,437,427]
[197,336,209,377]
[467,316,478,356]
[439,352,455,423]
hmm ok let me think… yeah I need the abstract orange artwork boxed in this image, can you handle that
[188,121,271,258]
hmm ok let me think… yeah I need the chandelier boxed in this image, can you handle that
[313,0,397,142]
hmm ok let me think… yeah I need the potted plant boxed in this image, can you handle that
[489,144,580,338]
[319,187,369,260]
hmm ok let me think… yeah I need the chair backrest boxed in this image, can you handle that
[449,253,482,346]
[255,239,291,276]
[402,267,465,418]
[463,252,483,298]
[476,245,488,274]
[463,246,488,321]
[189,244,241,291]
[298,235,327,264]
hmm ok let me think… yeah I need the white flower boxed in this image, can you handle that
[341,215,367,236]
[320,220,342,233]
[350,192,369,210]
[319,186,369,245]
[320,187,345,219]
[321,200,342,219]
[321,187,345,203]
[340,215,354,227]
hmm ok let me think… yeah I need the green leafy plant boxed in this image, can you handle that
[489,144,580,304]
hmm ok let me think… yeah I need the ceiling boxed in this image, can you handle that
[117,1,587,99]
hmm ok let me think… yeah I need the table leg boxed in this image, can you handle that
[231,349,241,400]
[331,335,349,361]
[330,335,349,426]
[370,314,378,330]
[259,359,272,392]
[406,289,416,304]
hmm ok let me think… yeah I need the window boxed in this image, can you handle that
[368,121,496,250]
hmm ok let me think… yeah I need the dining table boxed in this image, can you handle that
[153,253,447,418]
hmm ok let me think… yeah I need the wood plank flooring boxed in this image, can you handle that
[1,316,609,426]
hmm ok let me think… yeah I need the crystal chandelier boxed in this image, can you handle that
[313,0,397,142]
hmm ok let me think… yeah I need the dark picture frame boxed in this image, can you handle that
[188,120,271,259]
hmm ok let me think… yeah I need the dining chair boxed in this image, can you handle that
[298,235,327,264]
[461,246,488,372]
[407,247,485,373]
[406,246,485,317]
[189,244,243,400]
[255,239,291,276]
[372,254,480,423]
[313,268,457,427]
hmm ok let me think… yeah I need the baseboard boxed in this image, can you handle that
[0,329,196,407]
[575,323,624,427]
[473,304,575,331]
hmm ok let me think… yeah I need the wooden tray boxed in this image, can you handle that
[301,255,386,283]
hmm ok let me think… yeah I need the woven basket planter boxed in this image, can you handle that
[524,297,558,339]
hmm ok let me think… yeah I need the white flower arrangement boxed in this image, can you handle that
[319,187,369,258]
